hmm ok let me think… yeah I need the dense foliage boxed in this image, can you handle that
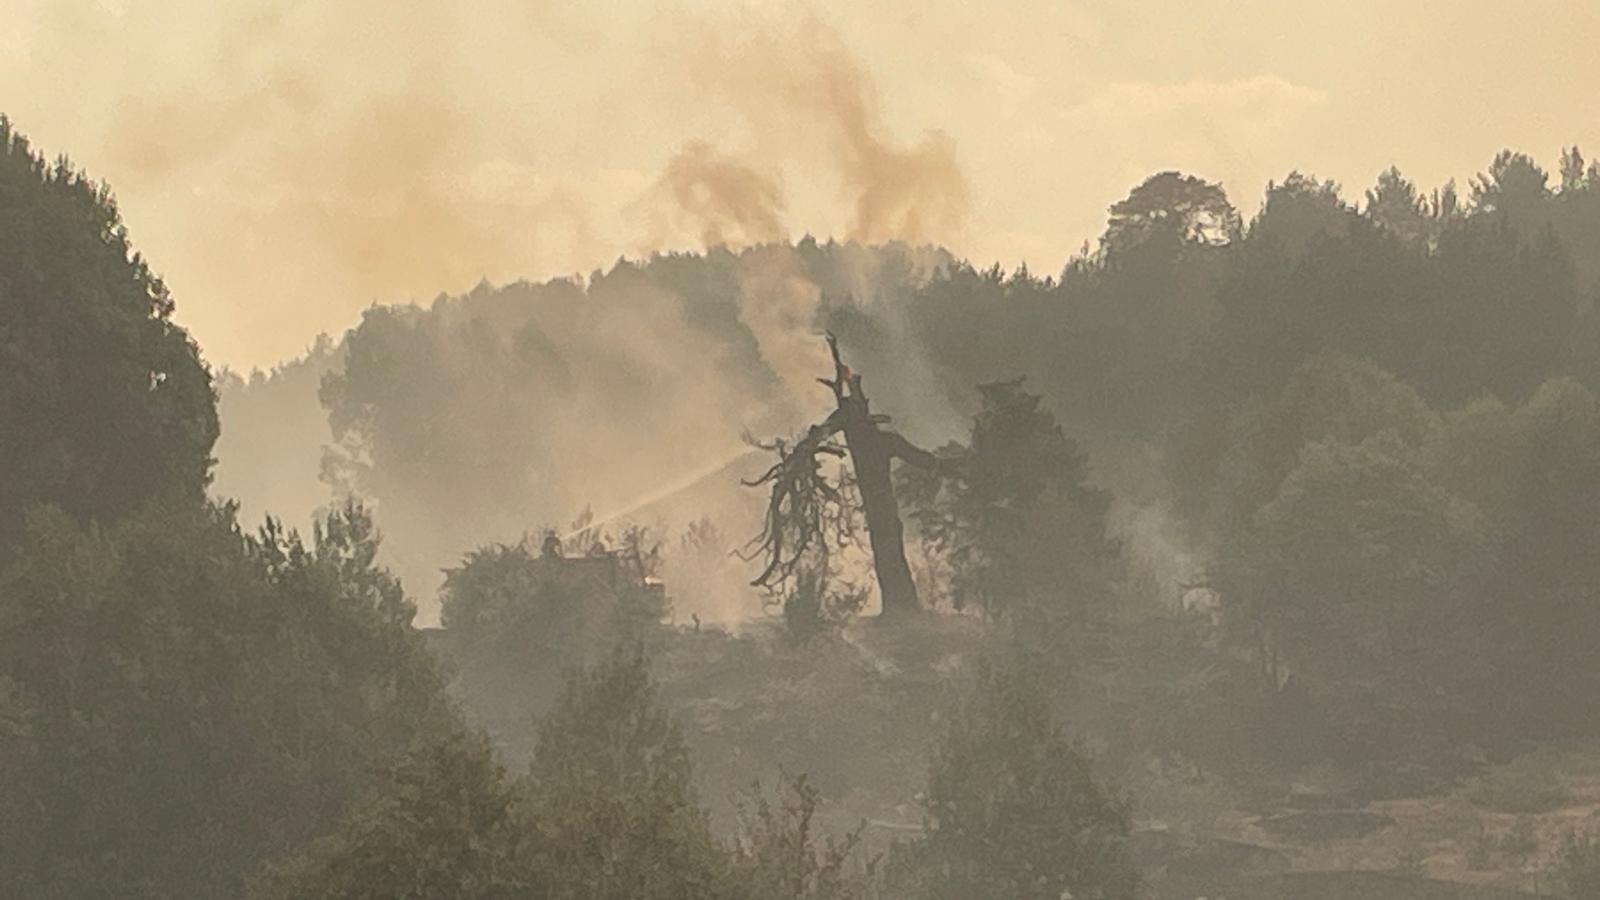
[910,651,1138,900]
[18,101,1600,897]
[0,501,451,900]
[902,378,1116,626]
[436,535,667,750]
[248,729,532,900]
[251,649,897,900]
[523,649,733,900]
[0,116,218,553]
[0,119,450,900]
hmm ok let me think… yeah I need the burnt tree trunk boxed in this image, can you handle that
[823,339,935,618]
[745,334,936,619]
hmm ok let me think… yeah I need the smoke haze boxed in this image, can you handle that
[6,1,1596,371]
[18,7,1600,900]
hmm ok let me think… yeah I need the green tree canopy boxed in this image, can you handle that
[913,652,1137,900]
[248,729,535,900]
[1230,434,1486,684]
[524,648,732,900]
[0,117,218,552]
[904,379,1114,624]
[1101,171,1240,260]
[1471,149,1550,219]
[0,501,450,900]
[1248,172,1356,257]
[1365,166,1433,247]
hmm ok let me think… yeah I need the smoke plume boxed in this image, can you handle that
[653,142,789,248]
[674,12,971,248]
[143,3,979,623]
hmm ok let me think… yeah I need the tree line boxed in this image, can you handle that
[0,114,1134,900]
[12,99,1600,896]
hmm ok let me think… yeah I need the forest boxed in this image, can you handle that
[9,105,1600,900]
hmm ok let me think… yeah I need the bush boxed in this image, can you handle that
[524,647,734,900]
[0,502,451,900]
[911,650,1138,900]
[778,568,869,644]
[731,773,875,900]
[1559,828,1600,900]
[249,730,535,900]
[1464,759,1574,814]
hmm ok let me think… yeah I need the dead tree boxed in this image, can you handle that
[744,334,937,618]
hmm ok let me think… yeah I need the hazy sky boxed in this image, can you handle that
[4,0,1597,371]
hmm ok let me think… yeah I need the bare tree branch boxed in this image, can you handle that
[743,335,928,617]
[884,431,938,471]
[739,420,854,593]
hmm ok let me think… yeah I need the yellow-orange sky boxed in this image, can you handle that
[3,0,1597,371]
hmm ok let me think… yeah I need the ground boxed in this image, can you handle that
[437,612,1600,899]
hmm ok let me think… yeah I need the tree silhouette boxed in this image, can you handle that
[1101,170,1240,259]
[0,116,218,552]
[744,334,937,618]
